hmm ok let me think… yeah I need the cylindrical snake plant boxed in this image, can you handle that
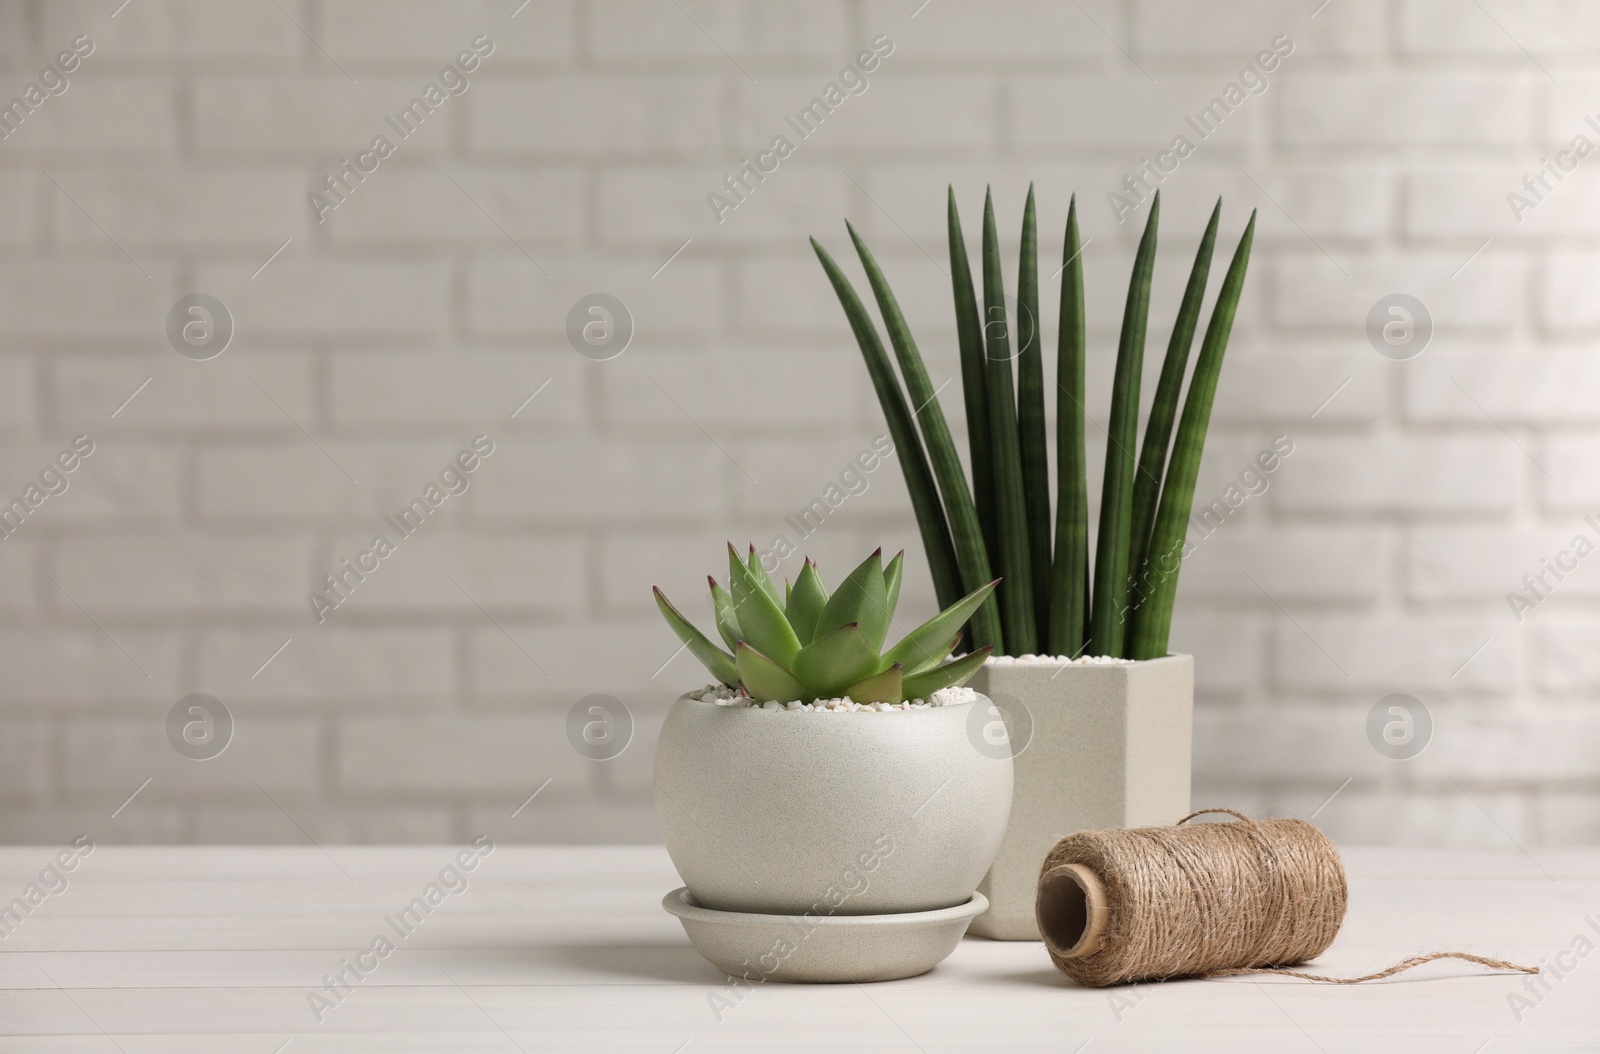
[814,187,1255,660]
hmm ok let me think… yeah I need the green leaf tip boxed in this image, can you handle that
[902,644,993,701]
[654,586,739,687]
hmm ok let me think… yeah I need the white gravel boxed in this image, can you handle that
[985,653,1133,666]
[691,683,979,711]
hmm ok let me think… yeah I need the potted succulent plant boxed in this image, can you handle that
[651,545,1014,981]
[813,186,1256,939]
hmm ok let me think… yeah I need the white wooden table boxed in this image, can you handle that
[1,845,1595,1052]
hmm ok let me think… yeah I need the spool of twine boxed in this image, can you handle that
[1036,809,1539,988]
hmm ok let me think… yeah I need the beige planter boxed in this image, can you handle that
[965,654,1193,940]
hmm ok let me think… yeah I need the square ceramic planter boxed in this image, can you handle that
[965,654,1192,940]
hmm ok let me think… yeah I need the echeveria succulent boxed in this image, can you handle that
[654,544,997,705]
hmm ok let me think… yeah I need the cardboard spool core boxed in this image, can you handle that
[1037,863,1109,960]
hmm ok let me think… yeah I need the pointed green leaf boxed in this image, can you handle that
[811,237,965,612]
[949,187,998,600]
[849,214,1003,652]
[736,642,808,703]
[1129,211,1256,661]
[727,543,801,667]
[790,622,888,698]
[709,576,741,653]
[902,646,994,701]
[814,549,890,652]
[843,663,904,705]
[883,550,904,616]
[1016,183,1053,648]
[1090,192,1159,657]
[982,187,1036,654]
[1128,199,1219,613]
[784,559,828,645]
[653,587,738,687]
[885,579,998,672]
[1049,195,1091,659]
[746,544,782,606]
[905,632,961,676]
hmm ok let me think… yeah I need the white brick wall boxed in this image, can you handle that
[1,0,1597,851]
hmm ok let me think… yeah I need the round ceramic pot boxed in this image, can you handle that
[653,692,1013,915]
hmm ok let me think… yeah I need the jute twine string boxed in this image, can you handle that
[1036,809,1540,988]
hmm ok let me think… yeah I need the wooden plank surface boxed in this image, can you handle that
[0,846,1595,1052]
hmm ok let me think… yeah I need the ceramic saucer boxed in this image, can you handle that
[661,887,987,983]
